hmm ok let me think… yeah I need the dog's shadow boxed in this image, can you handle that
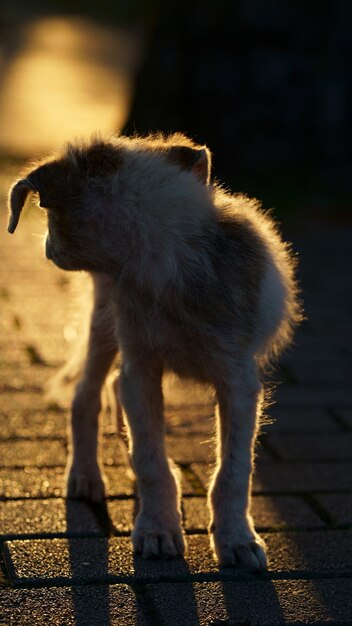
[65,497,285,625]
[65,497,199,625]
[130,498,199,626]
[66,499,112,626]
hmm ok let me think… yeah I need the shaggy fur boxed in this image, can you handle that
[8,133,301,570]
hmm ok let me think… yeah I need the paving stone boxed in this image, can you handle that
[275,385,352,407]
[251,496,325,530]
[176,466,202,495]
[105,466,136,497]
[1,300,67,323]
[107,500,135,534]
[334,408,352,428]
[2,535,217,585]
[256,444,276,462]
[0,340,67,365]
[315,493,352,526]
[182,495,324,533]
[182,497,210,532]
[267,433,352,462]
[0,407,141,442]
[2,282,69,298]
[0,465,191,500]
[266,408,339,432]
[265,529,352,575]
[101,437,129,466]
[292,336,345,357]
[99,493,325,539]
[190,463,215,490]
[0,499,102,538]
[0,585,150,625]
[3,537,124,586]
[0,365,51,392]
[0,438,131,469]
[0,440,66,468]
[6,336,63,352]
[165,434,270,465]
[254,463,352,494]
[281,354,352,384]
[166,434,216,464]
[0,305,68,331]
[0,346,34,367]
[192,462,352,493]
[0,466,135,499]
[4,531,352,585]
[0,409,67,439]
[0,392,56,413]
[115,464,193,499]
[165,404,215,435]
[0,467,64,498]
[307,315,352,341]
[148,579,352,625]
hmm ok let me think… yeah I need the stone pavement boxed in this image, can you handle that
[1,175,352,624]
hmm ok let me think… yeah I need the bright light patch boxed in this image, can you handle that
[0,17,140,154]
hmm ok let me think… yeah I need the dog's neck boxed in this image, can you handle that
[91,160,217,296]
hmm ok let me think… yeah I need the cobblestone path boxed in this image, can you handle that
[1,177,352,624]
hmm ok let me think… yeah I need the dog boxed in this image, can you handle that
[8,133,301,570]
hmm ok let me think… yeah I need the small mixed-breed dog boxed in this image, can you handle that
[8,133,301,571]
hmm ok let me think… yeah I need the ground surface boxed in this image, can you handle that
[1,185,352,624]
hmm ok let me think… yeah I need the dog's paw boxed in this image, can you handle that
[211,527,267,572]
[64,464,107,503]
[132,516,185,559]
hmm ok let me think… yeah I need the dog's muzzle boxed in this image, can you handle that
[45,234,74,270]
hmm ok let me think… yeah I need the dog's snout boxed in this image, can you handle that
[44,233,73,270]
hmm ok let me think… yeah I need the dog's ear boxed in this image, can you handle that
[165,145,211,184]
[7,179,36,234]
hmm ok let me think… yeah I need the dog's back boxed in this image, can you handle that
[114,184,300,384]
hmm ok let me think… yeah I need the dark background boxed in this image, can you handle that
[1,0,351,217]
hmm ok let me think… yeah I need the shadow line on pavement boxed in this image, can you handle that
[66,500,112,626]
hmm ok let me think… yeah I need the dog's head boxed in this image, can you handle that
[8,134,212,273]
[8,152,102,271]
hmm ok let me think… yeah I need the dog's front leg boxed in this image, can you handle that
[119,358,185,558]
[65,275,118,503]
[209,357,267,571]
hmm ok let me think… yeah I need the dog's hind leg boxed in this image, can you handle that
[119,355,185,558]
[209,355,267,571]
[65,273,118,502]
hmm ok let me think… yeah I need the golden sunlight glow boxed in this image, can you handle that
[0,17,141,154]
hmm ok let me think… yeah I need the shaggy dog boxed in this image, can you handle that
[8,133,301,570]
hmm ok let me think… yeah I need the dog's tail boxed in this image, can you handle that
[44,330,89,409]
[44,273,93,409]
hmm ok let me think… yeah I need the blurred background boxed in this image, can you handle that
[1,0,351,219]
